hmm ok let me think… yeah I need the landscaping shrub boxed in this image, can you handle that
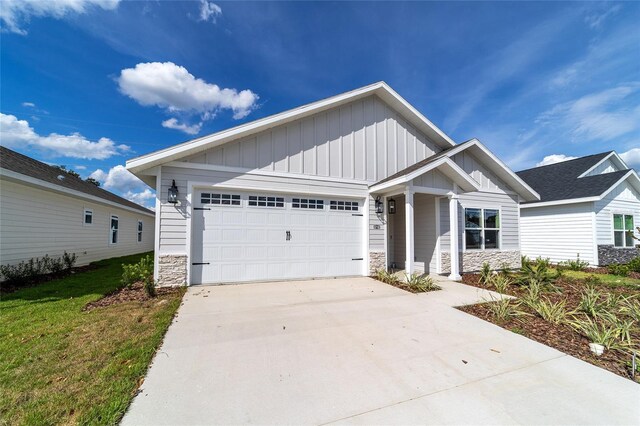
[404,273,440,292]
[491,274,511,294]
[518,257,554,287]
[0,252,78,287]
[521,255,531,268]
[559,255,589,271]
[608,263,630,277]
[373,268,398,285]
[569,316,620,349]
[479,262,492,286]
[63,251,77,271]
[121,255,154,291]
[578,286,604,318]
[526,297,570,325]
[485,296,522,322]
[628,257,640,273]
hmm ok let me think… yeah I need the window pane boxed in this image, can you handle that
[614,231,624,247]
[85,212,92,224]
[484,210,499,228]
[484,230,499,249]
[466,230,481,249]
[625,231,634,247]
[624,215,634,230]
[613,214,623,230]
[465,208,481,229]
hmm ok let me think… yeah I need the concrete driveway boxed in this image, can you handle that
[123,277,639,425]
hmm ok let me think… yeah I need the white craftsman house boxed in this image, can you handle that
[517,151,640,266]
[0,147,155,267]
[126,82,539,286]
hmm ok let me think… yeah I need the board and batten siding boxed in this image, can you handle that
[0,179,154,267]
[594,180,640,246]
[440,192,520,253]
[520,203,595,265]
[158,165,369,255]
[180,95,441,183]
[451,151,511,194]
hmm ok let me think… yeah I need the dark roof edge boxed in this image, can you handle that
[516,151,613,174]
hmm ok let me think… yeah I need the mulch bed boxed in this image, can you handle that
[370,276,441,294]
[458,273,640,382]
[0,264,99,295]
[83,281,182,311]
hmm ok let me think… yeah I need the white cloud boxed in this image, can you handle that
[123,188,155,208]
[536,83,640,142]
[536,154,579,167]
[89,165,145,193]
[0,0,120,35]
[620,148,640,169]
[75,165,87,170]
[199,1,222,23]
[584,4,621,29]
[117,62,259,131]
[162,118,202,135]
[22,101,35,108]
[0,113,130,160]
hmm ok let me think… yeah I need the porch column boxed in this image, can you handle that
[448,192,461,280]
[405,188,415,275]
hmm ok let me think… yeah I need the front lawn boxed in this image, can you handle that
[0,252,185,425]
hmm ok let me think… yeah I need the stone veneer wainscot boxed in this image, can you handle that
[440,250,520,274]
[369,251,386,275]
[157,254,187,287]
[597,245,640,266]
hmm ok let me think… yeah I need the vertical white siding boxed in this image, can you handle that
[181,95,440,183]
[520,203,595,265]
[0,179,154,266]
[452,151,510,192]
[594,180,640,245]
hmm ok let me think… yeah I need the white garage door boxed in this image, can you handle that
[190,190,364,285]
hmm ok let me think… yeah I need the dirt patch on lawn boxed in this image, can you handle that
[83,282,183,311]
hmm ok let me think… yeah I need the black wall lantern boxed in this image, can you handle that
[168,179,179,204]
[388,198,396,215]
[375,196,384,214]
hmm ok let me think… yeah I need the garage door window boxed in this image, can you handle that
[201,193,241,206]
[292,198,324,209]
[330,200,358,211]
[248,195,284,208]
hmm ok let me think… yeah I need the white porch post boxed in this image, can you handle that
[405,188,415,275]
[448,192,461,280]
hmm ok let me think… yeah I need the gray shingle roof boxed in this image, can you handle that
[0,146,154,215]
[516,152,628,203]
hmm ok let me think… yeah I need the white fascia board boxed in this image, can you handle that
[0,168,154,217]
[446,139,540,201]
[126,82,456,175]
[578,151,626,178]
[520,196,601,209]
[368,157,479,194]
[599,170,640,199]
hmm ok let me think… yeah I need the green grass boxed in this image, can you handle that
[552,269,640,288]
[0,252,185,425]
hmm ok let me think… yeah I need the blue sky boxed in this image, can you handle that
[1,1,638,208]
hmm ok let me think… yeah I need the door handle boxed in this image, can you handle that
[286,230,291,241]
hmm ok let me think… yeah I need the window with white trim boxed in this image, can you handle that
[292,198,324,209]
[464,208,500,250]
[329,200,358,211]
[137,220,143,243]
[613,214,635,247]
[84,208,93,225]
[110,215,119,245]
[248,195,284,208]
[201,193,241,206]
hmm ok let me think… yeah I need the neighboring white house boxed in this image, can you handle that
[126,82,539,286]
[0,146,155,267]
[517,151,640,266]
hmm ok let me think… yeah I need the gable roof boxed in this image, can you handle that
[126,82,456,175]
[0,146,154,216]
[516,151,640,206]
[370,139,540,201]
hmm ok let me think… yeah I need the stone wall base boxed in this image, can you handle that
[440,250,521,274]
[369,251,386,275]
[597,245,639,266]
[157,254,187,287]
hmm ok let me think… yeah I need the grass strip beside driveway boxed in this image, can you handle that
[0,252,185,425]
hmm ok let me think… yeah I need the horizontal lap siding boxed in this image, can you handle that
[520,203,595,264]
[594,181,640,245]
[158,165,368,255]
[0,179,154,266]
[181,95,440,184]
